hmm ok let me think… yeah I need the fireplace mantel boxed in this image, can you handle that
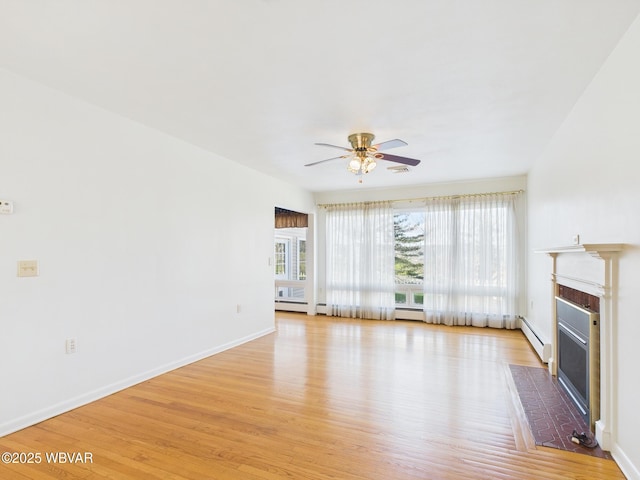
[535,243,624,258]
[535,242,624,450]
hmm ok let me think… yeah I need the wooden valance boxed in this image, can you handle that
[275,208,308,228]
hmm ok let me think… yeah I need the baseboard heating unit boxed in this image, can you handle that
[521,316,552,363]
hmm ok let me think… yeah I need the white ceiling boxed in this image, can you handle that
[2,1,639,192]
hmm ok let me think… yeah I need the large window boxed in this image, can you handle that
[394,211,425,307]
[422,194,519,328]
[393,193,520,329]
[324,201,396,320]
[323,192,520,327]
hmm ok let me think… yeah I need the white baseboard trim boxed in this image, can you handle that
[0,326,275,438]
[612,442,640,480]
[520,316,551,363]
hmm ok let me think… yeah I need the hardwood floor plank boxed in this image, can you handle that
[0,312,625,479]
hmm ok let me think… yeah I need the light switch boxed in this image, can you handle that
[17,260,39,277]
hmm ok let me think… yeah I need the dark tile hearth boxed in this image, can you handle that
[509,364,611,459]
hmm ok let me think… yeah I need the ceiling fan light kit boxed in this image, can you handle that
[308,132,421,181]
[346,133,378,175]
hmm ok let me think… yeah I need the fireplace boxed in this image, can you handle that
[556,295,600,429]
[535,242,623,450]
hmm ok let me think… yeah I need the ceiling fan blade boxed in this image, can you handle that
[372,139,408,151]
[304,155,346,167]
[314,142,353,152]
[377,152,421,166]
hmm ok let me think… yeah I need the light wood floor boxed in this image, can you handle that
[0,313,625,479]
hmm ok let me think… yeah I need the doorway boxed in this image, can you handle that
[274,207,311,313]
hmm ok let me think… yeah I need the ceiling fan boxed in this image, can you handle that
[305,132,421,177]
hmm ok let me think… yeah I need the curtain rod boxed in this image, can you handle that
[317,189,524,208]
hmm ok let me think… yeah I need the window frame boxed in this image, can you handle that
[274,237,290,280]
[393,208,426,308]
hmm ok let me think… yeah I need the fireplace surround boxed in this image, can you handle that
[535,243,623,450]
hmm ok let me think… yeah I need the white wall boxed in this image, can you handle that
[527,15,640,479]
[0,69,314,435]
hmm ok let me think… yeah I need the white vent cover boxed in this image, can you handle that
[387,165,409,173]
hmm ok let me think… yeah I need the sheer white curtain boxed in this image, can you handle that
[325,201,396,320]
[423,193,520,329]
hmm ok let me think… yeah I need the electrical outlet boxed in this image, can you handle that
[65,338,77,354]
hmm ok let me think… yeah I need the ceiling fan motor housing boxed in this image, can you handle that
[348,132,375,153]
